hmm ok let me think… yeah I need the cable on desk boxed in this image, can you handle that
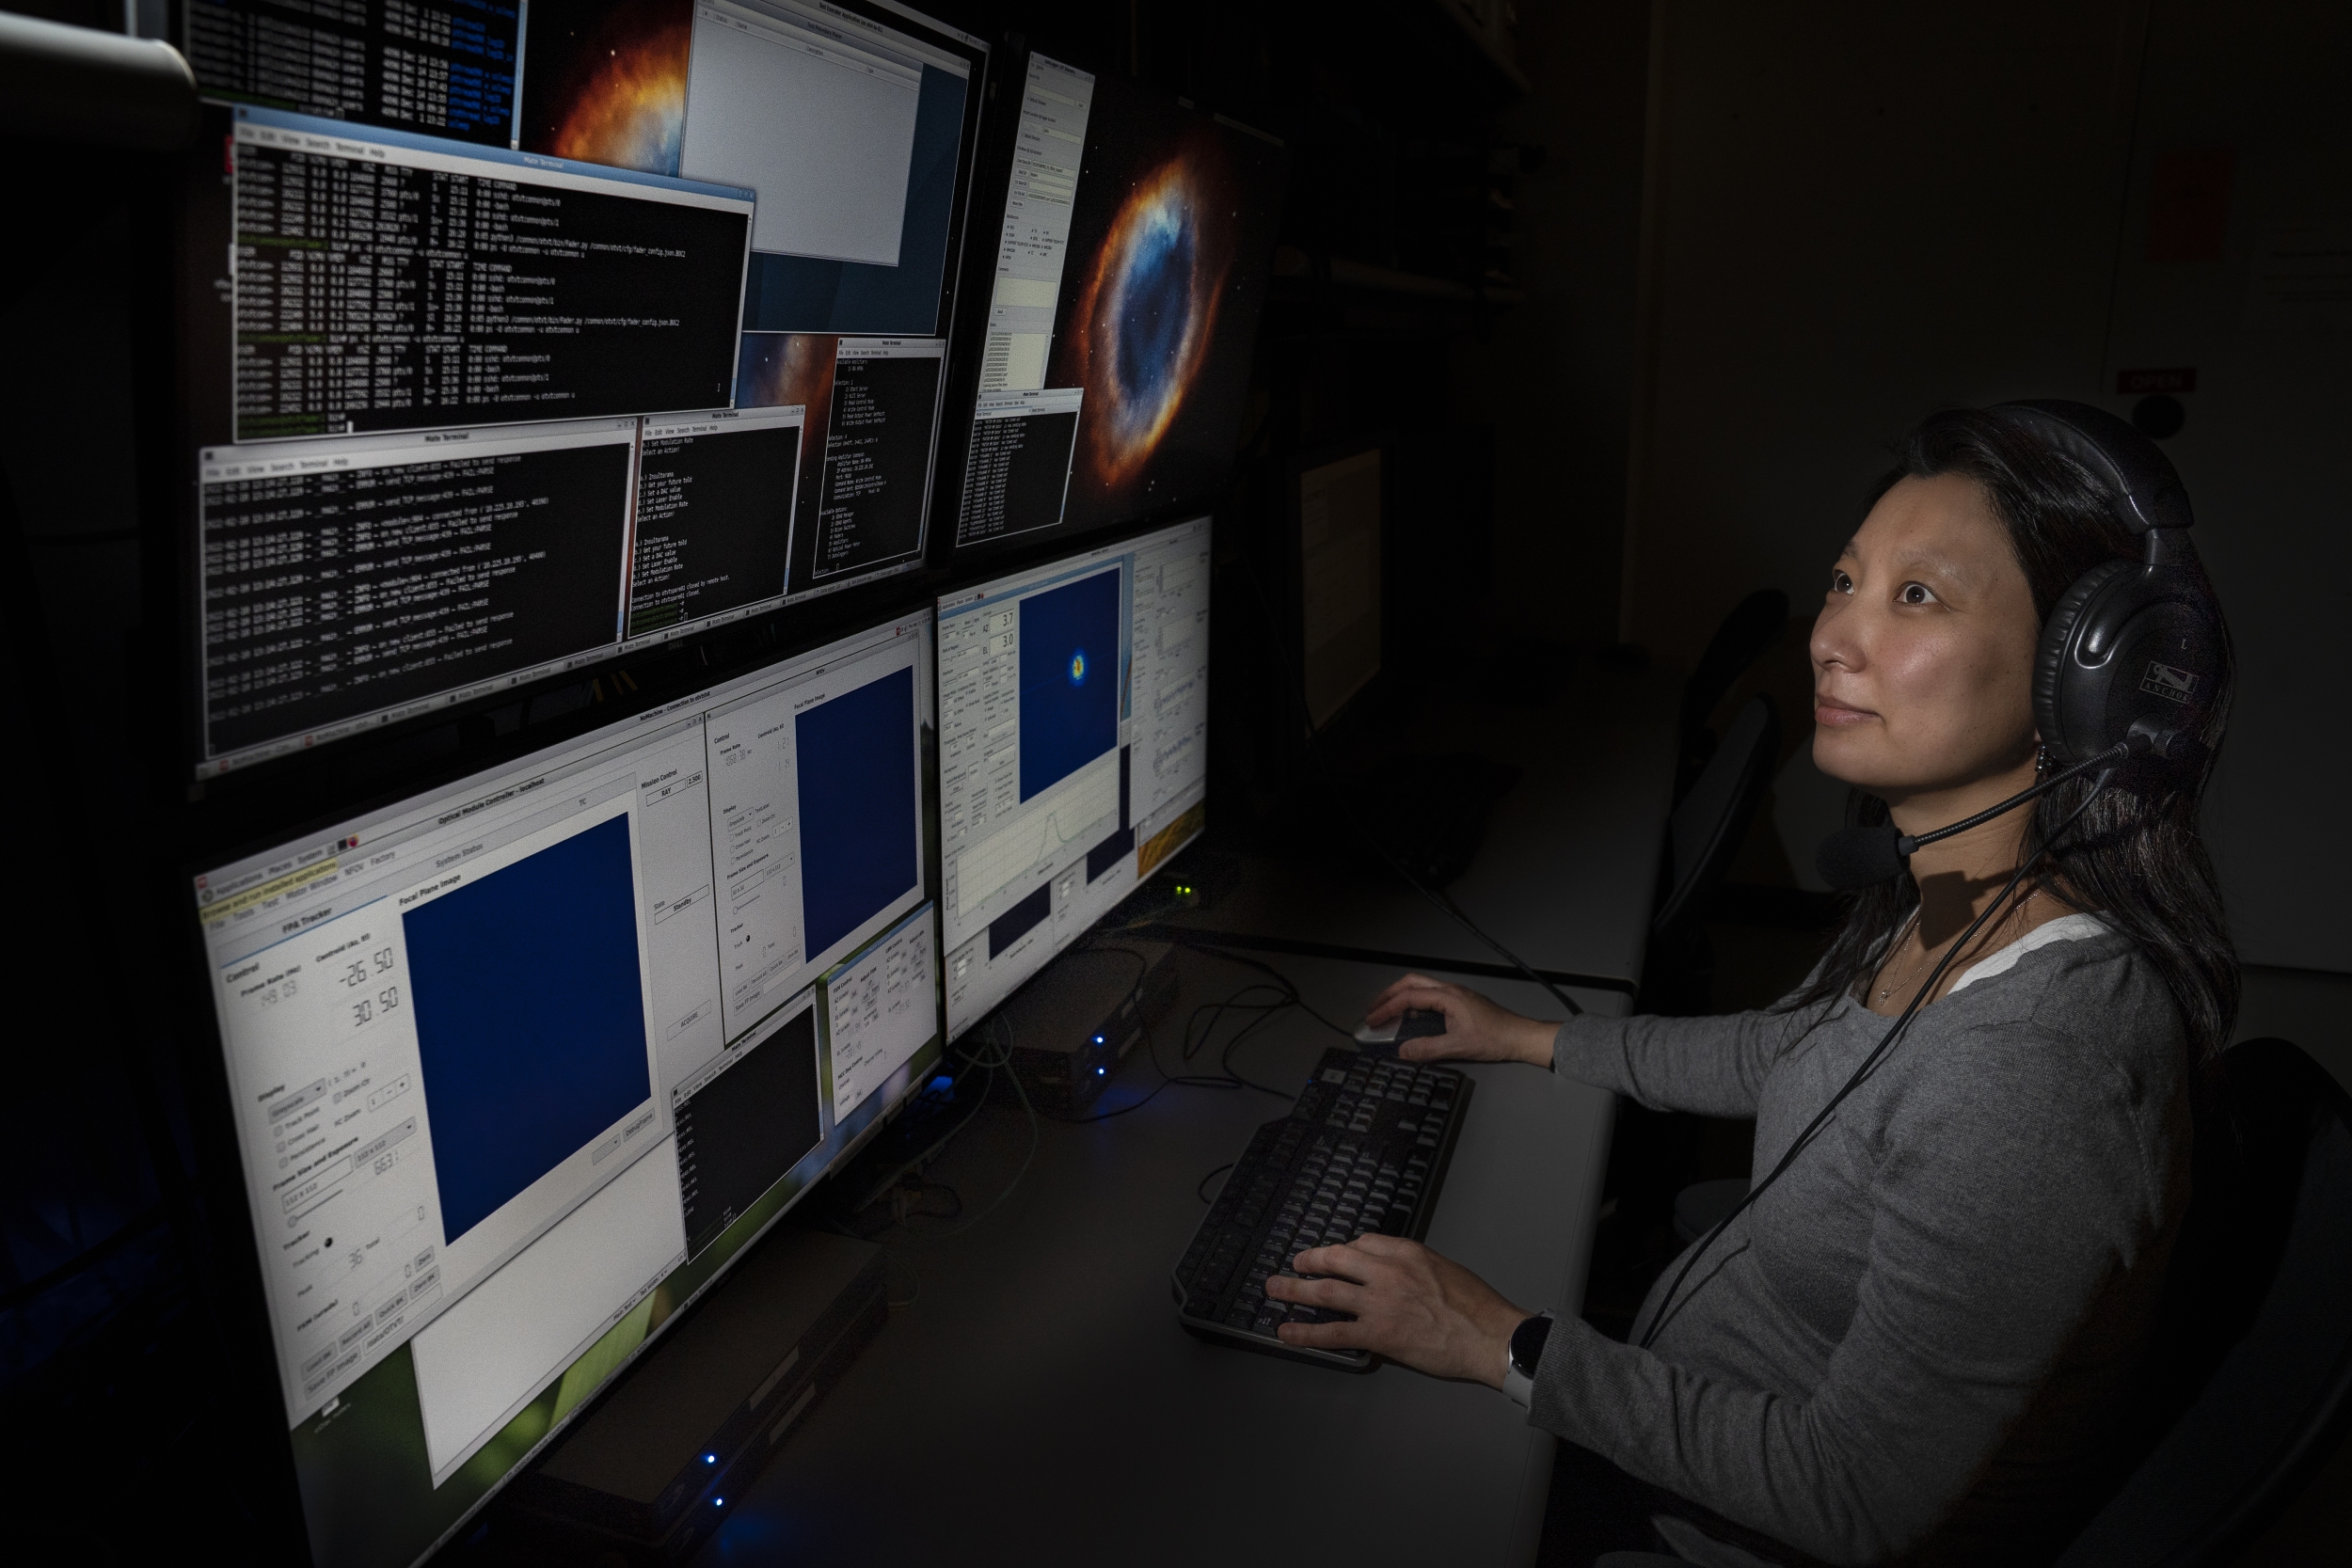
[1197,1162,1234,1204]
[905,1013,1041,1240]
[1240,562,1584,1020]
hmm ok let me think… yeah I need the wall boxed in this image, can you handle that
[2104,0,2352,972]
[1462,0,1653,646]
[1625,0,2352,972]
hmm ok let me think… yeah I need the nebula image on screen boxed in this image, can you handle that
[1064,154,1225,489]
[1042,87,1285,533]
[518,0,692,177]
[737,331,837,585]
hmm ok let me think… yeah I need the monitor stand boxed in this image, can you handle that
[495,1225,886,1563]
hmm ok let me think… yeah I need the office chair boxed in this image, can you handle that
[1592,1037,2352,1568]
[1675,588,1790,802]
[1651,694,1780,944]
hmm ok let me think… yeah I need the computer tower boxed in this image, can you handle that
[1000,945,1180,1117]
[495,1227,887,1564]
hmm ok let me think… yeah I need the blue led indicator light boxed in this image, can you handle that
[704,1453,717,1465]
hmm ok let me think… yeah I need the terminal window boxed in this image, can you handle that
[198,421,634,769]
[672,1005,822,1259]
[626,406,804,640]
[403,815,652,1245]
[736,334,947,598]
[230,110,752,443]
[794,664,919,958]
[185,0,520,145]
[802,339,946,584]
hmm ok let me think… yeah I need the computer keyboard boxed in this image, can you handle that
[1170,1048,1473,1370]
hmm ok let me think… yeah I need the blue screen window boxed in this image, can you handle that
[1017,568,1121,802]
[403,813,652,1245]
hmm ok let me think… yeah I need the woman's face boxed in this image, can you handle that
[1811,473,2042,798]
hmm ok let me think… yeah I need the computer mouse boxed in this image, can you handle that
[1352,1008,1447,1055]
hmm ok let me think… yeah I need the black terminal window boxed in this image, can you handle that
[198,420,635,769]
[230,110,752,442]
[626,407,805,641]
[672,1005,824,1260]
[184,0,522,146]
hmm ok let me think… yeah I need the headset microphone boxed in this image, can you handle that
[1813,725,2201,890]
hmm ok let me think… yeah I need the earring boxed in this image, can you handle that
[2036,745,2051,781]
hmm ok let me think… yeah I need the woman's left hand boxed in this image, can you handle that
[1263,1233,1529,1386]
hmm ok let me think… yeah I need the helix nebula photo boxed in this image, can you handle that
[1063,151,1226,488]
[1045,92,1285,530]
[517,0,693,177]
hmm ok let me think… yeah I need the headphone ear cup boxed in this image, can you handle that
[2035,560,2132,763]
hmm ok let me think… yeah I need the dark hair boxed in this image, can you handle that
[1785,406,2239,1072]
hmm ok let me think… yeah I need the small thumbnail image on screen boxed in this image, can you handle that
[1049,86,1285,532]
[737,330,837,559]
[517,0,694,175]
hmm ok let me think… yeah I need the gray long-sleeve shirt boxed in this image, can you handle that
[1530,923,2192,1567]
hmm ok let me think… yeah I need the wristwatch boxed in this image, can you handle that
[1502,1310,1554,1407]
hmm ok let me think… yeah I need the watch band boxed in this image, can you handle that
[1502,1310,1554,1408]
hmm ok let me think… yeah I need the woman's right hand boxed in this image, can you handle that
[1362,974,1558,1068]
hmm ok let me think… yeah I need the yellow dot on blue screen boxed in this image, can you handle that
[1071,652,1086,682]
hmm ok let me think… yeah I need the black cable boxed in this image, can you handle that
[1184,942,1358,1043]
[909,1013,1041,1239]
[1636,772,2116,1352]
[1903,740,2131,852]
[1197,1162,1234,1203]
[1239,562,1584,1018]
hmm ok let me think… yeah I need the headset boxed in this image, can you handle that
[1815,400,2228,890]
[2001,398,2225,768]
[1643,401,2229,1352]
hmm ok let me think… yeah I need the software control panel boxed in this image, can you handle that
[934,516,1209,1038]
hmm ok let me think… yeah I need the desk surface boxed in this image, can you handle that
[1152,667,1680,990]
[702,953,1620,1567]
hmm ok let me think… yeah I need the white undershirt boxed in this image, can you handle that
[1947,912,2110,995]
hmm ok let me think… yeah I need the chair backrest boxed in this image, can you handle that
[1652,693,1778,940]
[1679,588,1792,741]
[2055,1037,2352,1568]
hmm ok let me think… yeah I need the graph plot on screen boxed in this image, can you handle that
[956,751,1119,914]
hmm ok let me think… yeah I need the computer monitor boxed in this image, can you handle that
[945,52,1285,558]
[934,515,1211,1039]
[189,611,941,1568]
[179,0,991,779]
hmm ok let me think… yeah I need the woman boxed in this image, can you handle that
[1262,406,2237,1566]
